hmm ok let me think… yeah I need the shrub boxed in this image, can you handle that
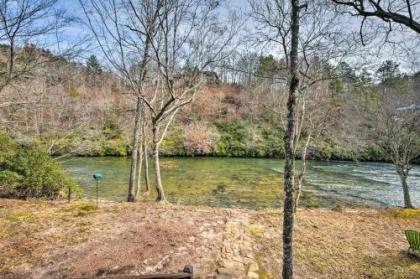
[161,130,187,156]
[0,133,78,200]
[213,120,250,157]
[103,139,128,156]
[183,122,219,155]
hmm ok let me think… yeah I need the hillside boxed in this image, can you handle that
[0,47,418,162]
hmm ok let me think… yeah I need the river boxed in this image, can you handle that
[61,157,420,208]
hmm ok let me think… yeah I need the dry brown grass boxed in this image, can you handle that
[252,208,420,279]
[0,199,419,279]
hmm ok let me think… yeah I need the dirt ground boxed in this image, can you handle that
[0,199,419,279]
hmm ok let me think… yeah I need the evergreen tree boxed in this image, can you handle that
[376,60,399,83]
[86,55,102,75]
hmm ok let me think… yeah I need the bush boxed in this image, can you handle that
[0,133,78,199]
[213,120,250,156]
[161,130,188,156]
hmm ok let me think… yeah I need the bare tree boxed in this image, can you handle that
[80,0,239,202]
[79,0,163,202]
[248,0,356,277]
[293,81,341,212]
[332,0,420,34]
[0,0,70,98]
[141,0,239,202]
[375,94,419,208]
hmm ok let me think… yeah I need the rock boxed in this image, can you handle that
[240,248,254,259]
[217,267,245,278]
[240,241,252,250]
[218,259,244,270]
[231,255,248,264]
[248,262,259,273]
[222,243,232,254]
[247,271,259,279]
[188,236,195,243]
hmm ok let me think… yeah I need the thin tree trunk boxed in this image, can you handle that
[127,96,142,202]
[283,0,300,278]
[67,186,72,203]
[126,5,158,201]
[153,127,166,202]
[7,42,14,81]
[398,170,413,208]
[294,132,311,213]
[143,135,151,194]
[135,137,143,198]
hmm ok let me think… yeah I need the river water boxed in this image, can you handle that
[61,157,420,208]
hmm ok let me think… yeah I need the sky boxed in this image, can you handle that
[52,0,420,73]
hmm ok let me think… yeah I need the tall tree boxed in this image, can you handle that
[282,1,300,277]
[80,0,239,202]
[79,0,163,202]
[249,0,355,277]
[142,0,239,202]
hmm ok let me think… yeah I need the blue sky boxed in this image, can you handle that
[54,0,419,73]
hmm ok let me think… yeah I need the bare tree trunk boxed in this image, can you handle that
[283,0,301,278]
[397,169,413,208]
[7,42,14,81]
[67,186,72,203]
[143,135,151,194]
[135,137,143,198]
[294,132,311,213]
[127,96,142,202]
[153,127,166,202]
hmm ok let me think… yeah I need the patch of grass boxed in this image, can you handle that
[361,251,420,279]
[0,211,37,238]
[387,208,420,219]
[296,247,330,274]
[60,203,97,217]
[75,203,97,217]
[302,196,322,208]
[257,269,269,279]
[249,224,264,236]
[254,251,271,279]
[4,211,36,223]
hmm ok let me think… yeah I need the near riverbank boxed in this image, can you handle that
[0,199,419,278]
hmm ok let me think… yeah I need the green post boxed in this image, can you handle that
[92,173,103,206]
[96,180,99,205]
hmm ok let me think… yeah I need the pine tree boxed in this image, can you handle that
[86,55,102,75]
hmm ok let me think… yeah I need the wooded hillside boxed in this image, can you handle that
[0,47,419,162]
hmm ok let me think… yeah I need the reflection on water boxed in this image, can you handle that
[61,157,420,209]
